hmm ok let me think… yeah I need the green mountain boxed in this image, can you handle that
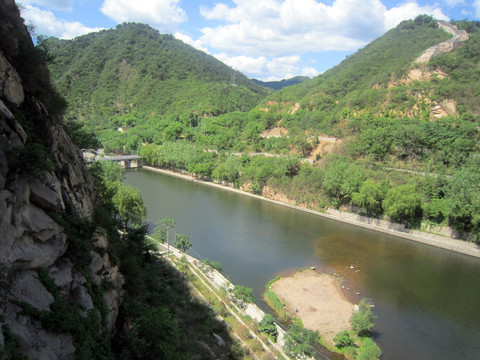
[46,16,480,239]
[251,75,310,90]
[45,23,267,124]
[253,17,480,169]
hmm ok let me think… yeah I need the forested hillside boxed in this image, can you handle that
[47,16,480,241]
[44,23,267,149]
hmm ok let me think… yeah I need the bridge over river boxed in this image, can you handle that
[84,153,142,169]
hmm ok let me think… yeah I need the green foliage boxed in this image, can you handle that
[232,285,255,304]
[112,184,146,230]
[174,233,192,254]
[352,179,385,215]
[350,299,377,337]
[445,166,480,238]
[202,258,222,272]
[63,120,100,149]
[7,142,54,180]
[423,198,449,224]
[284,322,320,358]
[258,314,278,342]
[51,212,95,270]
[333,330,355,348]
[323,156,364,205]
[383,184,423,225]
[12,269,112,360]
[46,23,267,135]
[111,228,238,359]
[0,322,28,360]
[357,337,382,360]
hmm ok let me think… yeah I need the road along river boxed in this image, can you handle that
[125,168,480,360]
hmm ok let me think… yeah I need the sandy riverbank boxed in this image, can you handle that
[142,166,480,259]
[271,269,353,344]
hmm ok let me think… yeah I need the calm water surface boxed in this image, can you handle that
[125,169,480,360]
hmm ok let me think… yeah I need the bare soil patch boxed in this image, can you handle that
[270,269,354,344]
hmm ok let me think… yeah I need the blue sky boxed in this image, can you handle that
[17,0,480,80]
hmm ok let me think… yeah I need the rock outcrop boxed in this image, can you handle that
[0,0,123,358]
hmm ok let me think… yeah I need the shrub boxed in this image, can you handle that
[333,330,355,348]
[258,314,278,342]
[202,258,222,272]
[232,285,254,304]
[350,299,377,337]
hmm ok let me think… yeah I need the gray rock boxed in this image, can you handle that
[73,284,94,312]
[0,53,24,106]
[10,270,54,311]
[48,259,73,288]
[29,178,64,212]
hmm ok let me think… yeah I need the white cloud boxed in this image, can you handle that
[474,0,480,18]
[18,0,74,11]
[213,53,315,80]
[198,0,448,58]
[174,32,210,54]
[100,0,187,32]
[384,2,449,30]
[214,54,269,77]
[21,5,103,39]
[302,66,320,78]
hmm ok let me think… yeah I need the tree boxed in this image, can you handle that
[258,314,278,342]
[113,184,146,230]
[174,233,192,254]
[155,217,176,256]
[350,299,376,337]
[284,322,320,358]
[382,184,422,225]
[445,166,480,237]
[352,179,385,215]
[323,156,364,205]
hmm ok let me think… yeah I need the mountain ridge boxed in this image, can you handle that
[45,23,267,123]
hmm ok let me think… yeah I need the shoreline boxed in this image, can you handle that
[142,166,480,259]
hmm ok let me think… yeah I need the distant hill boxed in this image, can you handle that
[45,23,268,125]
[251,76,310,90]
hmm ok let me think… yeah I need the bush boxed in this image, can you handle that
[333,330,355,348]
[202,258,222,272]
[232,285,254,304]
[350,299,377,337]
[258,314,278,342]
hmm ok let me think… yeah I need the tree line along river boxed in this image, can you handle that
[125,168,480,360]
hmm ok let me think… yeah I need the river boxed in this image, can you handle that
[125,168,480,360]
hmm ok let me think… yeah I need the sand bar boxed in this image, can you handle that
[270,269,353,344]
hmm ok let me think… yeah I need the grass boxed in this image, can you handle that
[264,276,292,322]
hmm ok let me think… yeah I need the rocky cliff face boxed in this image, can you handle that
[0,1,122,358]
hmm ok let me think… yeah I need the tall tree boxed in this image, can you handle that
[158,217,176,256]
